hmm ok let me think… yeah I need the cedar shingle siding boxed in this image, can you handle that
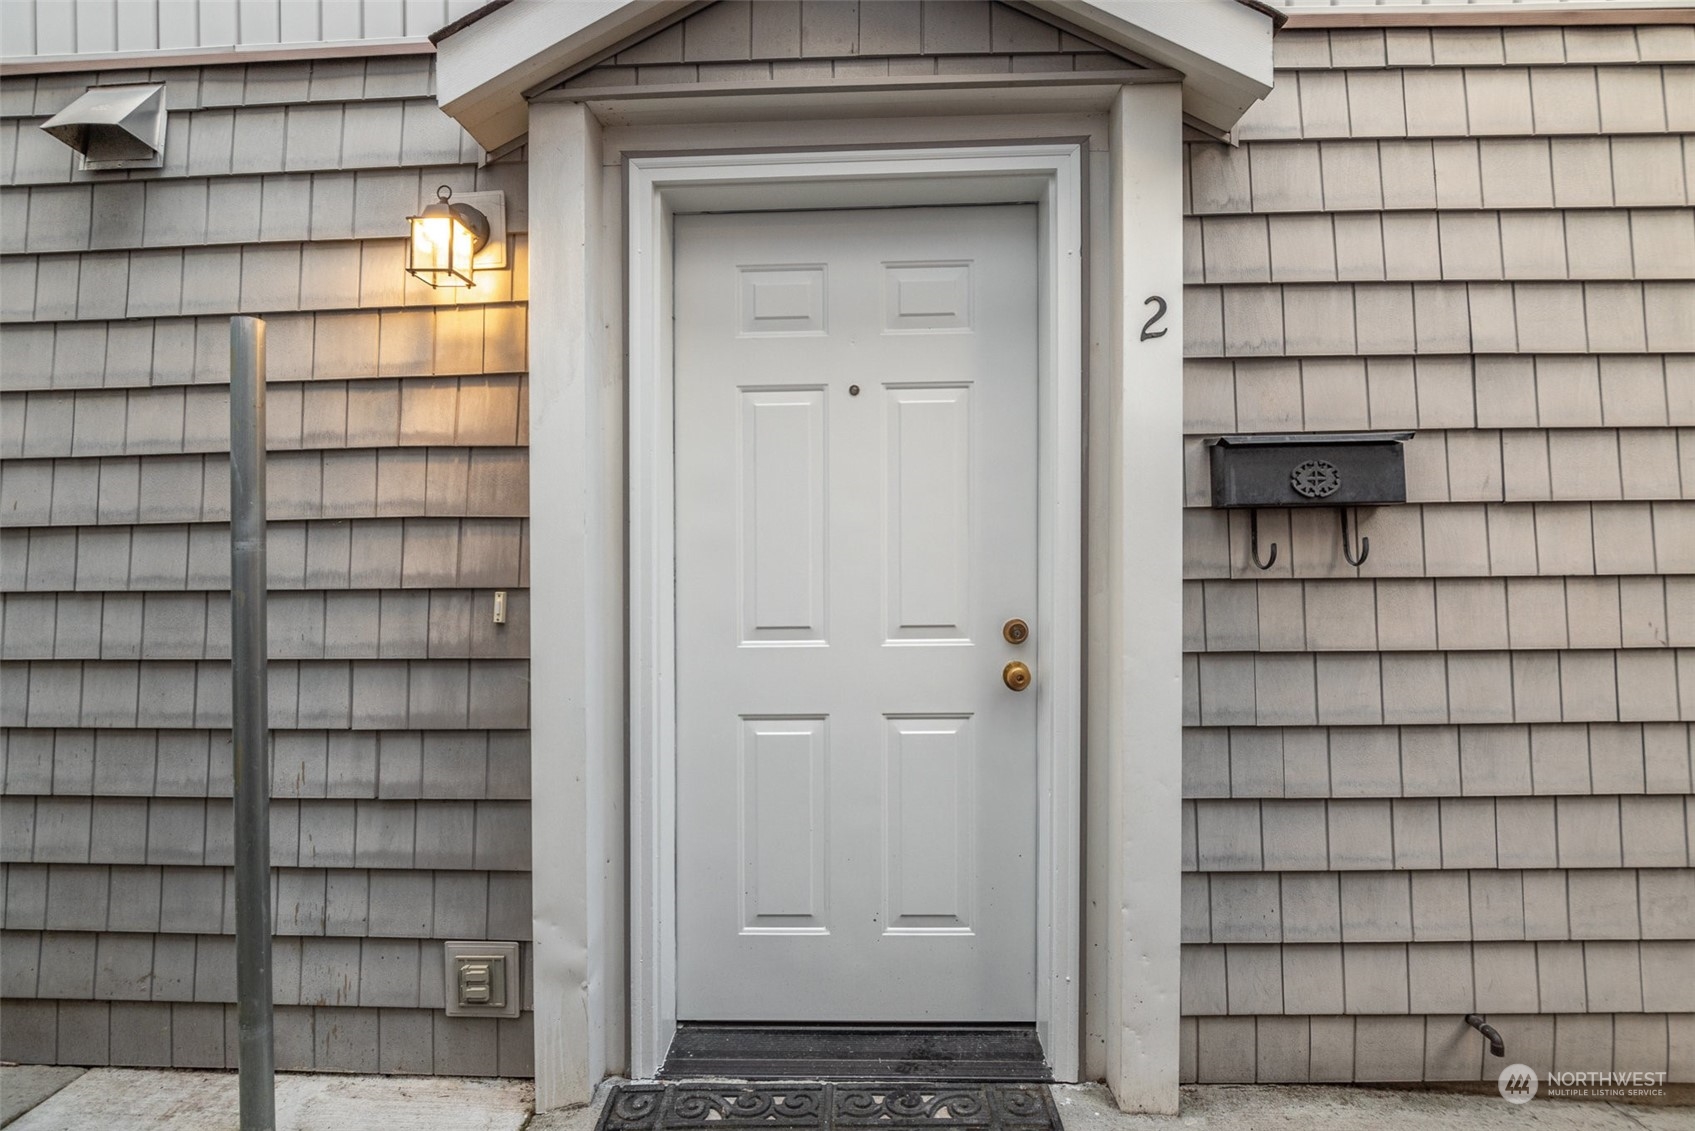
[1179,23,1695,1082]
[2,0,1692,1090]
[559,0,1141,88]
[0,53,536,1076]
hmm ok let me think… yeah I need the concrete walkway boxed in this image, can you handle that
[0,1067,532,1131]
[1,1067,85,1127]
[3,1069,1689,1130]
[1052,1083,1692,1130]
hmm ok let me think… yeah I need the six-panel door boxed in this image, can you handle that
[674,206,1039,1020]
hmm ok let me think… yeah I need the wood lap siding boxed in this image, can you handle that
[0,54,534,1076]
[1180,24,1695,1082]
[0,1,486,58]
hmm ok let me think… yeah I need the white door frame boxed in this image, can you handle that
[626,143,1085,1082]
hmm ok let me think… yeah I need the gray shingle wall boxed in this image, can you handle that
[0,52,532,1077]
[8,6,1694,1090]
[1181,23,1695,1083]
[558,0,1143,90]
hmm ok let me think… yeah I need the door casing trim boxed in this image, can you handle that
[626,143,1086,1083]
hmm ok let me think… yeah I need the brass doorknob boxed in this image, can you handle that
[1002,661,1032,692]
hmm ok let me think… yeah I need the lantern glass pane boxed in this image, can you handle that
[407,211,474,287]
[453,223,476,275]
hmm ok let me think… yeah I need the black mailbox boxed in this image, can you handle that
[1208,432,1414,570]
[1209,431,1413,509]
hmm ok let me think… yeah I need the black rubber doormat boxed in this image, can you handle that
[660,1024,1049,1082]
[597,1083,1064,1131]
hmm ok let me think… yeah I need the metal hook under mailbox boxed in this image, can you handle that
[1249,508,1370,571]
[1340,507,1370,567]
[1249,510,1278,571]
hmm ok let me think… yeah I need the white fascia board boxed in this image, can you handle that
[436,0,695,150]
[1029,0,1274,131]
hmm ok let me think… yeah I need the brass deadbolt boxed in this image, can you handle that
[1002,661,1032,692]
[1003,618,1029,644]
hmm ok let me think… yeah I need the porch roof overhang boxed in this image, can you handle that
[433,0,1278,151]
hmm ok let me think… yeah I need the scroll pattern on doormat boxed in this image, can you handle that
[597,1083,1063,1131]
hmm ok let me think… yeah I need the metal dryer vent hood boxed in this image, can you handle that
[40,83,168,170]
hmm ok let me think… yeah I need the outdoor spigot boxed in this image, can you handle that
[1466,1014,1505,1058]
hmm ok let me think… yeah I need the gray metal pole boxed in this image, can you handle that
[229,316,276,1131]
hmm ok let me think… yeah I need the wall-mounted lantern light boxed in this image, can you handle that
[406,185,491,288]
[40,83,168,170]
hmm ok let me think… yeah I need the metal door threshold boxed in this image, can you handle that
[658,1024,1051,1082]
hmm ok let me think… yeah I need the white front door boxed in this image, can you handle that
[674,205,1039,1022]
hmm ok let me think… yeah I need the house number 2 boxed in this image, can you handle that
[1140,295,1168,341]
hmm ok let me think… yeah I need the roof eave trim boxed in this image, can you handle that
[430,0,515,45]
[435,0,1277,151]
[1025,0,1274,132]
[435,0,698,149]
